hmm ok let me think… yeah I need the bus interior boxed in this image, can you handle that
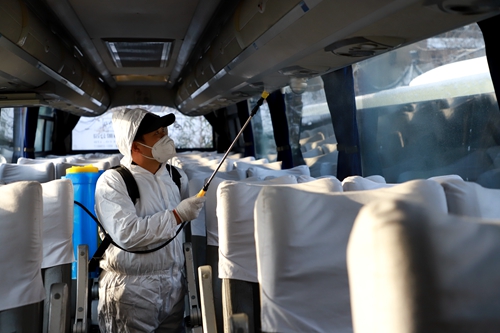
[2,0,500,332]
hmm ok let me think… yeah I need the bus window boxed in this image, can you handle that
[72,106,213,151]
[34,107,55,154]
[249,97,276,161]
[354,23,500,188]
[288,77,337,176]
[0,107,15,162]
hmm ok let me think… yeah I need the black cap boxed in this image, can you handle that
[135,113,175,139]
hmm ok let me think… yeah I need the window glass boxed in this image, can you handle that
[0,108,14,162]
[34,107,55,153]
[72,106,213,150]
[249,97,276,161]
[354,23,500,187]
[39,107,54,117]
[45,120,53,151]
[285,77,337,177]
[35,118,44,152]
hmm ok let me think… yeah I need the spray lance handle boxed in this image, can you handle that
[196,90,270,197]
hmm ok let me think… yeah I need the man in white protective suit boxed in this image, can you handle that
[95,108,206,332]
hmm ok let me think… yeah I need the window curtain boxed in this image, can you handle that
[23,107,39,158]
[52,110,80,155]
[267,89,294,169]
[204,109,231,153]
[478,15,500,108]
[322,66,362,180]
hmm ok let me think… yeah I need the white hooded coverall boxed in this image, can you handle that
[95,108,189,333]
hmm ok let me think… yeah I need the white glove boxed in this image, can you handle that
[174,195,206,222]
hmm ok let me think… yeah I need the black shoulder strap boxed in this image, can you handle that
[166,164,182,191]
[111,165,140,204]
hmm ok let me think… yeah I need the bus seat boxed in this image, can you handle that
[342,175,394,191]
[299,132,325,146]
[434,177,500,218]
[312,136,337,150]
[17,157,67,180]
[217,177,340,333]
[0,181,45,332]
[40,179,74,333]
[302,146,323,158]
[17,156,67,164]
[233,158,269,170]
[0,162,55,183]
[347,198,500,333]
[320,143,338,154]
[304,152,338,177]
[182,160,238,180]
[67,156,117,168]
[203,173,251,333]
[247,165,310,179]
[254,179,447,333]
[365,175,386,183]
[0,147,13,162]
[296,175,343,189]
[234,160,281,172]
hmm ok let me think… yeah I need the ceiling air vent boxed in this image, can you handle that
[425,0,500,14]
[279,66,319,77]
[104,39,173,68]
[325,36,405,57]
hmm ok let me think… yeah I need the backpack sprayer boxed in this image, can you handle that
[196,90,270,197]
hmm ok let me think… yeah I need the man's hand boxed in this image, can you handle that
[173,195,206,223]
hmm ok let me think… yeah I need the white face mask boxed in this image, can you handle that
[137,135,176,163]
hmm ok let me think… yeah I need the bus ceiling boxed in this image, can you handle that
[0,0,499,117]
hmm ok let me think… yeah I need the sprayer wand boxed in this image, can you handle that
[196,90,270,197]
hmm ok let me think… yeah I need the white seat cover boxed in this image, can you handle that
[348,198,500,333]
[234,160,281,171]
[205,172,247,246]
[40,179,75,268]
[342,175,394,191]
[435,177,500,218]
[17,157,67,164]
[0,181,45,311]
[247,164,310,179]
[217,176,303,282]
[254,180,447,333]
[0,162,55,183]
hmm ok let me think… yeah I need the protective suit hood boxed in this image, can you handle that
[112,108,148,166]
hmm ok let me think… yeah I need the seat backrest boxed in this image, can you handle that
[348,198,500,333]
[435,177,500,218]
[217,176,306,283]
[17,157,67,165]
[204,173,248,247]
[0,181,45,311]
[342,175,394,191]
[40,179,75,269]
[247,164,310,179]
[254,179,447,333]
[235,160,281,172]
[304,152,338,177]
[0,162,55,184]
